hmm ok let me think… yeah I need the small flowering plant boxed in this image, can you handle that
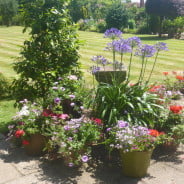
[46,116,103,166]
[106,120,166,153]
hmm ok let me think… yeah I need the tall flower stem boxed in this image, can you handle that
[138,55,145,84]
[147,51,159,83]
[113,49,116,71]
[127,49,133,81]
[142,58,148,82]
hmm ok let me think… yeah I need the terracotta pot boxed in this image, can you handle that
[24,134,46,156]
[120,149,153,178]
[94,70,126,84]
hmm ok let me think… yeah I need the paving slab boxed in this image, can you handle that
[0,134,184,184]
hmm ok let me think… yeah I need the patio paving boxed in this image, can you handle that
[0,134,184,184]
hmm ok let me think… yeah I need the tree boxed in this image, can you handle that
[12,0,81,102]
[0,0,18,26]
[105,3,129,29]
[146,0,184,37]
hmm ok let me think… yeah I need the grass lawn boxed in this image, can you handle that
[0,26,184,133]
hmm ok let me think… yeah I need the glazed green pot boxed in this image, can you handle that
[94,70,126,84]
[120,149,153,178]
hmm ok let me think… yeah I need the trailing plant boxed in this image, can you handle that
[12,0,81,103]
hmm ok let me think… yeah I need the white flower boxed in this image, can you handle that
[17,105,30,117]
[67,75,78,80]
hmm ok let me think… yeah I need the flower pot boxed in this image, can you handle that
[120,149,153,178]
[24,134,46,156]
[94,70,126,84]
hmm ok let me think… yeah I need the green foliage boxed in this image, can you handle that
[163,17,184,38]
[0,0,18,26]
[92,82,163,128]
[0,72,10,99]
[105,3,129,29]
[171,124,184,144]
[12,0,81,102]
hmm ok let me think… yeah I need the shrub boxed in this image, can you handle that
[105,3,129,30]
[12,0,81,103]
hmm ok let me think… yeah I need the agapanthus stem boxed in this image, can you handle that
[138,55,145,84]
[113,49,116,71]
[127,49,133,81]
[142,58,148,82]
[147,51,159,83]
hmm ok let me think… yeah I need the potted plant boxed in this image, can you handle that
[90,28,168,85]
[45,116,103,167]
[105,120,167,178]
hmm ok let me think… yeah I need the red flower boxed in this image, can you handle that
[42,109,53,117]
[172,71,177,75]
[163,72,169,75]
[15,130,25,138]
[22,140,30,145]
[159,131,165,136]
[169,105,183,114]
[148,85,162,93]
[91,118,103,126]
[148,129,159,137]
[176,75,184,80]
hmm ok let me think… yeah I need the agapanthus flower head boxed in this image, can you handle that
[135,44,156,57]
[154,42,168,51]
[117,120,128,128]
[114,39,132,54]
[104,28,122,40]
[127,37,141,48]
[69,94,75,99]
[91,55,108,66]
[68,162,74,167]
[90,66,100,74]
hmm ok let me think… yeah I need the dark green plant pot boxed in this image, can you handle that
[120,149,153,178]
[94,70,126,84]
[24,134,46,156]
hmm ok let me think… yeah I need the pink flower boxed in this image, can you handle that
[57,114,69,120]
[81,155,89,162]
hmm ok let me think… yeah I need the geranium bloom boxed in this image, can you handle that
[148,129,159,137]
[163,72,169,75]
[22,140,30,145]
[42,109,53,117]
[57,114,69,120]
[91,118,103,126]
[15,130,25,138]
[169,105,183,114]
[176,75,184,80]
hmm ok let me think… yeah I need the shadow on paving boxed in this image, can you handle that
[0,137,184,184]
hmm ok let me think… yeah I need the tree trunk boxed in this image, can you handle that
[140,0,144,7]
[158,16,163,38]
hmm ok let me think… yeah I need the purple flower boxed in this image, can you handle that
[91,55,109,66]
[104,28,122,40]
[90,66,100,74]
[53,82,58,85]
[54,97,61,104]
[135,44,156,57]
[155,42,168,51]
[115,39,132,54]
[64,125,70,131]
[68,137,73,141]
[58,77,62,80]
[70,103,75,107]
[60,87,65,91]
[81,155,89,162]
[68,163,74,167]
[69,95,75,99]
[106,128,112,132]
[52,86,58,90]
[127,37,141,48]
[117,120,129,128]
[80,106,84,110]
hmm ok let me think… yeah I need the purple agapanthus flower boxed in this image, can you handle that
[154,42,168,51]
[81,155,89,162]
[115,39,132,54]
[69,95,75,99]
[68,162,74,167]
[90,66,100,74]
[127,37,141,48]
[52,86,58,90]
[91,55,109,66]
[104,28,122,40]
[54,97,61,104]
[135,44,156,57]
